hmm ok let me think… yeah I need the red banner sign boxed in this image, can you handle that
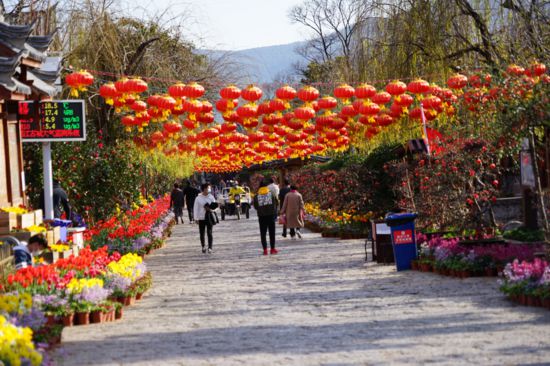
[393,229,413,245]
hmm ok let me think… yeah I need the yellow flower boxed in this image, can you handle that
[50,244,70,252]
[1,206,28,214]
[0,315,42,366]
[66,278,104,294]
[24,225,47,233]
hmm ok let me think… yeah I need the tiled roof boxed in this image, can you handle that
[0,53,31,94]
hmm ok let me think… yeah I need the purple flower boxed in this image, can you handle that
[78,285,111,305]
[105,274,132,293]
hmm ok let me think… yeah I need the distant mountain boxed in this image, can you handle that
[203,42,308,84]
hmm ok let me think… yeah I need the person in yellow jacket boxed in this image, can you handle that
[229,182,246,201]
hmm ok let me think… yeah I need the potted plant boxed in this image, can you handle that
[71,300,92,326]
[114,302,123,320]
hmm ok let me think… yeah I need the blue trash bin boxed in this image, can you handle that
[385,213,418,271]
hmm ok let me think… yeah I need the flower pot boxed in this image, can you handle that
[411,261,419,271]
[542,298,550,309]
[107,309,115,321]
[116,297,125,305]
[136,292,144,300]
[46,315,56,326]
[123,296,136,306]
[526,295,541,307]
[75,312,89,326]
[519,294,528,306]
[90,310,103,324]
[420,263,431,272]
[115,308,123,320]
[61,314,74,327]
[485,268,497,277]
[460,270,470,279]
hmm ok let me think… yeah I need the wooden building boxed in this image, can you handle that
[0,16,58,207]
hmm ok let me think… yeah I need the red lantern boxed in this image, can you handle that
[407,79,430,94]
[297,86,320,102]
[130,101,147,113]
[317,96,338,110]
[99,83,119,105]
[202,101,213,113]
[506,64,525,76]
[358,101,380,116]
[65,70,94,97]
[241,85,263,102]
[125,78,148,95]
[394,93,414,107]
[372,92,392,105]
[375,114,393,127]
[164,121,182,134]
[257,101,273,115]
[525,62,547,77]
[269,98,286,112]
[168,83,187,100]
[237,104,258,118]
[355,84,377,99]
[294,107,316,121]
[447,74,468,89]
[216,98,239,112]
[385,81,406,96]
[220,85,241,99]
[333,84,355,103]
[341,105,358,117]
[197,112,215,124]
[183,82,205,99]
[275,85,297,100]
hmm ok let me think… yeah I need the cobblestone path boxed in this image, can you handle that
[56,212,550,365]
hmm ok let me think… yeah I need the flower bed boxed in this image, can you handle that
[500,259,550,309]
[0,196,174,364]
[304,203,373,239]
[85,196,174,254]
[412,234,544,278]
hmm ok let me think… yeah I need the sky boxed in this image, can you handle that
[129,0,307,51]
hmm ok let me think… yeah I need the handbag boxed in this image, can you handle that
[278,214,287,225]
[206,210,218,226]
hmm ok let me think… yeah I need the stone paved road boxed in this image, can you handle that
[56,211,550,366]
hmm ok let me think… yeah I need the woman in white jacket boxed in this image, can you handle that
[193,183,216,253]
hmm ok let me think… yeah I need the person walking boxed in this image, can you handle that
[278,179,291,238]
[253,180,279,255]
[268,177,280,198]
[193,183,216,254]
[280,185,305,239]
[183,180,200,223]
[169,183,185,224]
